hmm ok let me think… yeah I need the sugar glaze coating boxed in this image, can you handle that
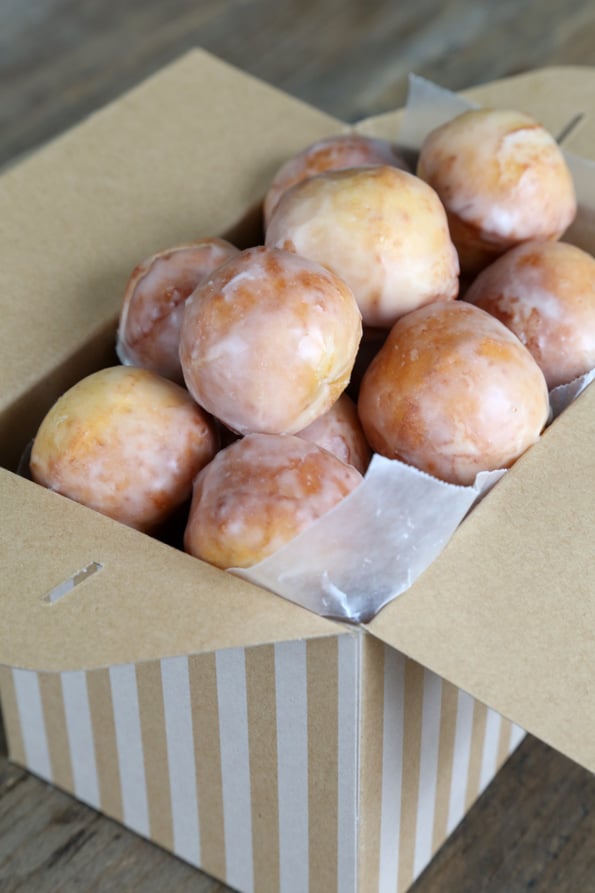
[30,366,218,530]
[179,246,362,435]
[417,108,576,274]
[263,132,409,226]
[184,433,363,568]
[465,241,595,388]
[266,165,459,328]
[296,393,371,474]
[117,238,239,381]
[358,301,550,485]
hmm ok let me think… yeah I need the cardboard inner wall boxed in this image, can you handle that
[0,49,341,471]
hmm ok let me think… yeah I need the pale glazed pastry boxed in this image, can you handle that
[296,393,371,474]
[263,132,409,226]
[30,366,218,531]
[465,241,595,388]
[116,238,239,381]
[417,108,576,274]
[266,165,459,328]
[179,246,362,435]
[184,433,362,568]
[358,301,550,485]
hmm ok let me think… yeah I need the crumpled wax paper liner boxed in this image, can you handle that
[233,75,595,624]
[233,458,504,623]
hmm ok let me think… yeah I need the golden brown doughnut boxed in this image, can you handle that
[30,366,218,530]
[358,301,550,485]
[184,433,362,568]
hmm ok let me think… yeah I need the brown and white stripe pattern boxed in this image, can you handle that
[371,645,525,893]
[0,634,524,893]
[0,632,360,893]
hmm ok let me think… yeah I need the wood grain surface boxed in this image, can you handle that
[1,1,595,891]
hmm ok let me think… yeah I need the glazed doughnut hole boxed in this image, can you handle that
[30,365,219,531]
[263,132,409,226]
[296,393,371,474]
[465,241,595,388]
[179,246,362,435]
[116,237,239,382]
[417,108,576,275]
[184,433,363,569]
[358,301,550,486]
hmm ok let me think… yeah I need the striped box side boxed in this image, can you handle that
[358,642,526,893]
[0,630,360,893]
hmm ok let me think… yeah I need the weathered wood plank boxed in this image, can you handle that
[2,0,595,166]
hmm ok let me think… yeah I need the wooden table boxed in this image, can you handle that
[2,2,595,890]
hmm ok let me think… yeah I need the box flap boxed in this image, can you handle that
[356,65,595,151]
[0,470,343,672]
[0,49,345,672]
[363,66,595,774]
[0,48,340,469]
[368,383,595,773]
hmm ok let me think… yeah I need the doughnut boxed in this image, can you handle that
[263,132,409,226]
[266,165,459,328]
[465,241,595,388]
[358,301,550,485]
[116,237,239,381]
[417,108,576,274]
[296,393,371,474]
[30,365,218,530]
[184,433,362,568]
[179,246,362,434]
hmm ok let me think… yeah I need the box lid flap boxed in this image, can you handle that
[356,64,595,150]
[364,66,595,775]
[368,384,595,773]
[0,48,340,468]
[0,470,344,672]
[0,49,349,671]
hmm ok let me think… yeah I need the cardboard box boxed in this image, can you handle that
[0,51,593,892]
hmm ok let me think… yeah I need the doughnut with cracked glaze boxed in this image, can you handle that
[30,366,218,531]
[417,108,576,274]
[184,433,362,568]
[117,237,239,381]
[296,393,371,474]
[358,301,550,485]
[465,240,595,388]
[179,246,362,435]
[266,165,459,328]
[263,132,409,226]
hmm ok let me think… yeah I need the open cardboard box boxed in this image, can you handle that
[1,50,594,893]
